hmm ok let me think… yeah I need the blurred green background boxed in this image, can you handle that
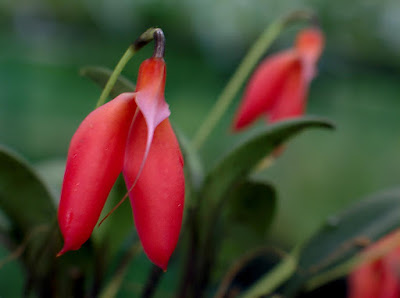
[1,0,400,296]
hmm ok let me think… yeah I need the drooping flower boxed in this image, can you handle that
[57,57,185,270]
[57,92,137,254]
[233,27,324,130]
[123,58,185,270]
[348,230,400,298]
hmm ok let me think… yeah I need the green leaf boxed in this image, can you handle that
[217,181,277,275]
[226,180,276,236]
[0,146,56,236]
[80,66,136,98]
[0,147,122,295]
[0,146,63,293]
[195,118,334,292]
[202,117,334,208]
[283,188,400,295]
[199,117,334,241]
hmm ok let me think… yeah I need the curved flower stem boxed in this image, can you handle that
[191,10,318,149]
[96,47,136,108]
[95,27,165,108]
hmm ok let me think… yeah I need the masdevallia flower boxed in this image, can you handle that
[57,57,185,270]
[233,27,324,130]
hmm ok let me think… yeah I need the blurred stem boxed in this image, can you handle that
[241,245,301,298]
[177,207,200,298]
[191,10,318,149]
[95,27,164,107]
[141,265,164,298]
[214,247,286,298]
[194,201,224,298]
[98,243,142,298]
[0,226,15,252]
[0,224,50,269]
[96,47,136,108]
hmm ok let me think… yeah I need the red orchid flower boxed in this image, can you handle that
[348,231,400,298]
[233,27,324,130]
[123,58,185,270]
[57,57,185,270]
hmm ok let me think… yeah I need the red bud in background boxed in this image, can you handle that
[233,27,325,131]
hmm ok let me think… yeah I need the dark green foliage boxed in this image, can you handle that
[282,189,400,296]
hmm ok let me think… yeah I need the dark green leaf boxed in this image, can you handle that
[196,118,334,291]
[202,117,334,208]
[0,146,56,235]
[0,147,99,296]
[216,181,277,283]
[226,180,276,236]
[80,66,136,98]
[0,146,62,293]
[199,117,334,240]
[283,188,400,295]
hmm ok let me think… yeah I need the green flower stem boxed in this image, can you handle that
[241,245,301,298]
[191,10,317,149]
[95,46,136,108]
[215,247,286,298]
[95,27,164,108]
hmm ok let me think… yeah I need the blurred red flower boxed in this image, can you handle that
[348,231,400,298]
[233,27,324,130]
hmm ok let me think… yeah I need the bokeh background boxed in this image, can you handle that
[1,0,400,296]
